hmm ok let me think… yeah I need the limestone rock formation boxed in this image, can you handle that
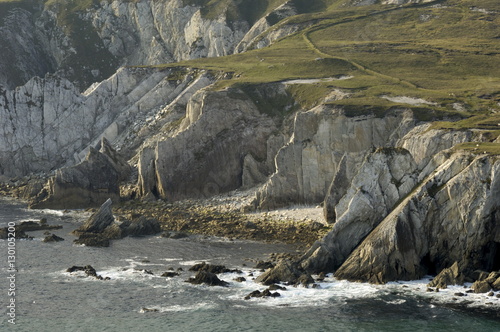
[301,147,419,273]
[75,199,115,234]
[256,107,416,209]
[138,87,279,200]
[72,199,162,246]
[332,152,500,284]
[29,138,130,209]
[0,66,211,178]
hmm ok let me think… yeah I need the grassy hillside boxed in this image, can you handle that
[157,0,500,138]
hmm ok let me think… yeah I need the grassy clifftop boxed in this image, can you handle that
[157,0,499,136]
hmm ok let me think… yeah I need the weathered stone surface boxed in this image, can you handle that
[472,280,492,294]
[244,289,281,300]
[66,265,108,280]
[188,262,241,274]
[138,87,279,200]
[122,216,161,237]
[492,276,500,291]
[29,138,131,209]
[75,199,115,234]
[256,260,312,286]
[256,107,416,209]
[0,67,209,179]
[332,153,500,284]
[301,148,418,273]
[43,234,64,243]
[0,220,62,239]
[428,262,465,289]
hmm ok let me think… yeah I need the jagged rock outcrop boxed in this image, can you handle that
[256,107,416,209]
[76,199,115,234]
[88,0,249,66]
[332,152,500,284]
[235,1,299,52]
[0,0,284,90]
[29,138,130,209]
[301,147,419,273]
[427,261,465,289]
[73,199,162,246]
[0,5,54,90]
[138,86,280,200]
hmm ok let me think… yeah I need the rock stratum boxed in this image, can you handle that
[0,0,499,286]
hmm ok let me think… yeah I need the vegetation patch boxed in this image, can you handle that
[453,142,500,156]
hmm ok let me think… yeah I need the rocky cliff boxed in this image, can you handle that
[0,0,295,90]
[1,0,499,287]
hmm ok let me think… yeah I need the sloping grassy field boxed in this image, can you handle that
[157,0,499,138]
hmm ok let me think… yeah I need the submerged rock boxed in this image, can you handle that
[244,289,281,300]
[42,234,65,243]
[66,265,108,280]
[0,220,62,239]
[188,262,242,274]
[161,272,180,278]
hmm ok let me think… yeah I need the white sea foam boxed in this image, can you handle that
[219,271,500,310]
[139,302,215,313]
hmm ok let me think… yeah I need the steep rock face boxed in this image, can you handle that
[0,7,55,90]
[138,87,279,200]
[333,152,500,284]
[0,0,253,90]
[399,124,473,166]
[300,148,419,273]
[88,0,248,65]
[0,67,207,177]
[256,107,416,209]
[235,1,298,53]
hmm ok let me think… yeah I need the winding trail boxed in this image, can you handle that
[298,0,448,90]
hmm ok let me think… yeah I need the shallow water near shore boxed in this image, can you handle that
[1,197,500,332]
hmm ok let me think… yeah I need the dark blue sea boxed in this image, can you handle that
[1,197,499,332]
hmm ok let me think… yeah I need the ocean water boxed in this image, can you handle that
[1,197,499,332]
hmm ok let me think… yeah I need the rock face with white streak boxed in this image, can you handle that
[87,0,248,66]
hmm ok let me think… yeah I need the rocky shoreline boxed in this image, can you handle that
[0,180,328,250]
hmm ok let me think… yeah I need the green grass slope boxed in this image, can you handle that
[157,0,500,142]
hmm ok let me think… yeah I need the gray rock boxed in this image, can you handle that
[186,271,229,287]
[428,262,465,289]
[75,199,115,234]
[301,148,418,273]
[256,260,312,286]
[122,216,161,237]
[42,234,64,243]
[333,153,500,284]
